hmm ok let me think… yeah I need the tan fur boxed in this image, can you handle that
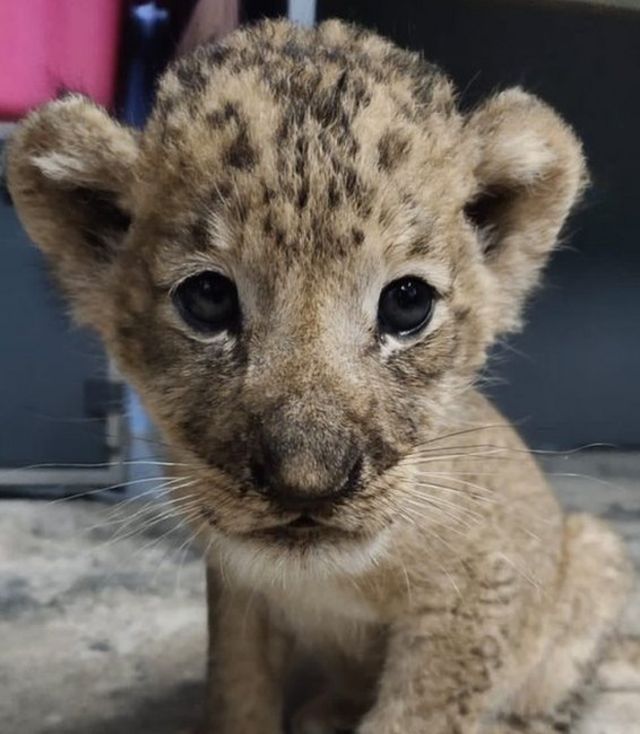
[6,19,631,734]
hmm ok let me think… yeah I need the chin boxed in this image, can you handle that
[208,523,390,590]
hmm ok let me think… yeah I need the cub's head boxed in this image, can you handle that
[7,19,585,578]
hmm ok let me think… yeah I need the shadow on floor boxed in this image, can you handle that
[56,681,206,734]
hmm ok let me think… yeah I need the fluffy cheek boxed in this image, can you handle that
[148,368,248,468]
[375,336,465,443]
[110,314,250,469]
[159,463,274,540]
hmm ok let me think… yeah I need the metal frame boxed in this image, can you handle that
[0,362,128,489]
[288,0,316,25]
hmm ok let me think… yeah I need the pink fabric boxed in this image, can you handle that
[0,0,123,120]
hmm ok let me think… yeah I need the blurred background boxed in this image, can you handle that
[0,2,638,733]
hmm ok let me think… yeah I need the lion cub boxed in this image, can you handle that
[7,18,631,734]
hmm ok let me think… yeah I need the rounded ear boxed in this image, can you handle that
[465,88,588,334]
[6,95,138,330]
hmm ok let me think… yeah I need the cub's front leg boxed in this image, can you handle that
[206,567,288,734]
[358,611,510,734]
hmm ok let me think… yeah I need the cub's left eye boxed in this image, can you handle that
[172,271,240,334]
[378,276,435,337]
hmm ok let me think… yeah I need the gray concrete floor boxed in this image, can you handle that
[1,453,639,734]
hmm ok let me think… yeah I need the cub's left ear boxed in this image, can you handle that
[6,95,138,331]
[465,88,588,334]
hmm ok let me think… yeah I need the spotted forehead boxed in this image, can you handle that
[136,19,462,269]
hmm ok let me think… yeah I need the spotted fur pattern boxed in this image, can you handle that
[6,18,632,734]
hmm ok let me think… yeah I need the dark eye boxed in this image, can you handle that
[378,276,435,337]
[172,271,240,334]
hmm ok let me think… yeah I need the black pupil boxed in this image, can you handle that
[379,277,433,335]
[174,272,238,332]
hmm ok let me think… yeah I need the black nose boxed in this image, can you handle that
[249,448,363,512]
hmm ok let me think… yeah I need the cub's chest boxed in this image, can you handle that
[264,578,382,650]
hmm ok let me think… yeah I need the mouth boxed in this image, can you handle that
[287,514,320,530]
[248,513,358,544]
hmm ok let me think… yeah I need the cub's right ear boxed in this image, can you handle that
[6,95,138,330]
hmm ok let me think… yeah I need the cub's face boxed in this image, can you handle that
[7,20,585,575]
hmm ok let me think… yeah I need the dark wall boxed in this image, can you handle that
[243,0,287,22]
[0,144,110,467]
[318,0,640,449]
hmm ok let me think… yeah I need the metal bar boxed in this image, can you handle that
[0,467,126,486]
[288,0,316,26]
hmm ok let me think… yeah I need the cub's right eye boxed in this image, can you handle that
[172,271,240,335]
